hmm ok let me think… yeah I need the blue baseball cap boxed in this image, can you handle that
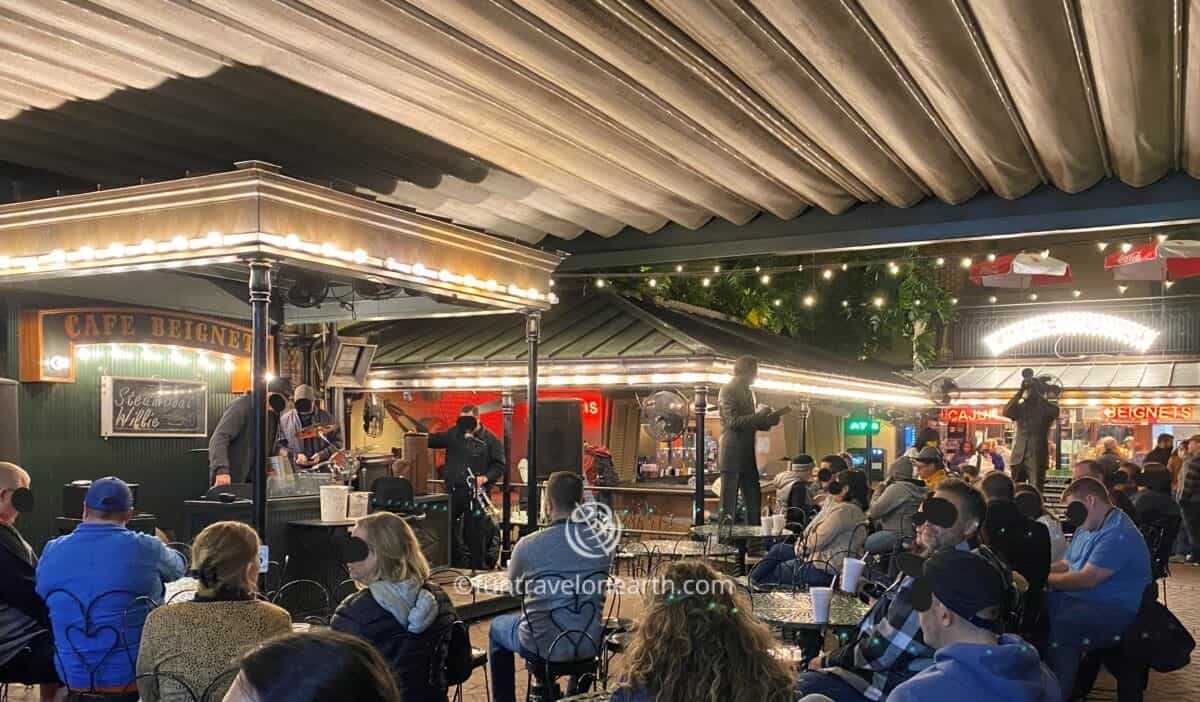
[84,477,133,512]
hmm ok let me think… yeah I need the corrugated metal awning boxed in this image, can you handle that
[917,361,1200,391]
[0,1,1189,245]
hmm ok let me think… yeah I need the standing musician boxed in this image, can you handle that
[718,356,790,526]
[428,405,505,568]
[209,377,290,487]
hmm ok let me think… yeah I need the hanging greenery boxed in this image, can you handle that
[609,248,956,370]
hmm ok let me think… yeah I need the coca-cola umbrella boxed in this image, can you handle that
[1104,239,1200,280]
[968,252,1072,288]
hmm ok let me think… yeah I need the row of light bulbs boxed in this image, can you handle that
[74,343,238,371]
[0,231,556,305]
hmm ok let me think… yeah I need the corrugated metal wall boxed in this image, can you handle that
[19,350,236,549]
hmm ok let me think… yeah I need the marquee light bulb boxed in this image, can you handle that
[1097,242,1108,251]
[1118,285,1128,294]
[982,312,1158,355]
[1121,242,1132,253]
[754,265,761,272]
[822,269,833,280]
[1165,280,1175,289]
[986,253,996,262]
[1028,293,1038,301]
[961,257,972,268]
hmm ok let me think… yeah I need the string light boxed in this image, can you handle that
[797,265,804,272]
[1117,285,1128,294]
[841,300,849,308]
[988,296,997,304]
[701,277,711,287]
[803,294,816,308]
[935,257,945,267]
[1121,242,1132,253]
[760,274,771,284]
[754,265,761,272]
[912,298,921,306]
[1028,293,1038,301]
[961,257,973,268]
[713,264,721,273]
[1097,242,1109,251]
[1073,289,1082,298]
[675,264,684,272]
[1165,280,1175,289]
[872,296,885,309]
[986,253,996,262]
[822,269,833,280]
[773,298,782,307]
[841,263,848,271]
[887,262,900,276]
[950,297,958,305]
[595,279,606,288]
[647,278,657,288]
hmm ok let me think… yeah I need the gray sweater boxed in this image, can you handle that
[507,519,612,661]
[868,479,927,537]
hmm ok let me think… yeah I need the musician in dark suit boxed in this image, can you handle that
[1002,369,1060,490]
[427,404,505,568]
[718,357,788,525]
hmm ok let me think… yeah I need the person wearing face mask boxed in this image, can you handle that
[1044,477,1152,701]
[209,377,291,487]
[427,405,505,569]
[750,470,868,588]
[0,463,62,702]
[276,385,342,470]
[796,479,1007,702]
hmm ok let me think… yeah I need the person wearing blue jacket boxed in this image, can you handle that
[36,477,186,695]
[888,549,1061,702]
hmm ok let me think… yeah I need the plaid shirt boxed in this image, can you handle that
[820,544,1010,700]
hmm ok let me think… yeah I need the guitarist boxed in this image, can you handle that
[718,356,790,526]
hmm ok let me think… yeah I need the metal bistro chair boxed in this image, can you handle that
[438,619,488,702]
[427,570,488,702]
[332,578,361,607]
[164,543,192,571]
[134,669,197,702]
[43,588,152,702]
[599,574,635,688]
[372,477,417,514]
[519,571,609,702]
[270,579,332,626]
[1142,514,1182,605]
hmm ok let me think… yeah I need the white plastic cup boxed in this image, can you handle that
[773,514,787,535]
[760,520,773,536]
[347,491,371,519]
[841,557,866,594]
[810,586,833,624]
[319,485,351,522]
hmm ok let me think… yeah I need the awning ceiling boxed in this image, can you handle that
[915,362,1200,393]
[0,1,1189,248]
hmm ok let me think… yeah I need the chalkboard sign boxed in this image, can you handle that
[101,376,208,438]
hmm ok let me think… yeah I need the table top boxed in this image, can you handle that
[689,523,787,539]
[560,693,612,702]
[618,539,738,558]
[751,590,869,630]
[163,577,199,604]
[469,571,512,595]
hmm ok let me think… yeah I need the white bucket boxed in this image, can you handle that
[347,491,371,519]
[319,485,351,522]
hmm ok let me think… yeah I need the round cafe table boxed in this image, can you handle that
[469,571,512,596]
[689,523,792,574]
[751,590,870,631]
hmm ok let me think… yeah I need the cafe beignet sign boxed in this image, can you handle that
[101,376,207,438]
[20,306,252,382]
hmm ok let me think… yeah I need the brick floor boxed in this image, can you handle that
[9,566,1199,701]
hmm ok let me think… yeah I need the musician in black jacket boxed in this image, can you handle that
[428,405,505,568]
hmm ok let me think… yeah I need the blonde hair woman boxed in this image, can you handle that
[136,521,290,702]
[614,560,796,702]
[331,512,457,701]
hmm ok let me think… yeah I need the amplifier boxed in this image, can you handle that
[61,480,141,519]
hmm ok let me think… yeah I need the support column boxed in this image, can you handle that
[249,260,272,537]
[864,406,875,478]
[501,391,514,564]
[796,400,810,454]
[525,312,541,529]
[693,385,708,526]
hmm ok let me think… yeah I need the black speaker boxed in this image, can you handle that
[535,398,583,477]
[0,379,17,463]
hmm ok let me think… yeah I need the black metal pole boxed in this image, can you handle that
[501,391,514,564]
[693,385,707,526]
[864,406,874,477]
[249,260,272,537]
[798,400,810,454]
[525,312,541,529]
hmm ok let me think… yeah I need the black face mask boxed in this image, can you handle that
[912,496,958,529]
[817,468,832,483]
[10,487,33,513]
[338,535,370,564]
[1065,501,1089,527]
[827,480,843,496]
[268,393,287,414]
[295,399,314,415]
[456,415,478,432]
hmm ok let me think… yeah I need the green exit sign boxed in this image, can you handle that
[845,418,881,435]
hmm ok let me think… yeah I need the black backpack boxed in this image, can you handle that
[442,620,475,685]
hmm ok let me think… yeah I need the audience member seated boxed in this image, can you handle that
[37,477,187,696]
[221,629,401,702]
[1044,477,1152,701]
[775,454,816,520]
[1014,484,1068,563]
[1095,436,1123,474]
[795,479,1001,702]
[137,521,290,702]
[887,550,1060,702]
[751,470,868,588]
[811,455,851,516]
[980,473,1050,637]
[489,472,612,702]
[1072,460,1138,526]
[1131,464,1180,528]
[0,463,61,702]
[865,457,925,555]
[611,560,795,702]
[912,447,947,490]
[332,512,457,701]
[1143,433,1174,468]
